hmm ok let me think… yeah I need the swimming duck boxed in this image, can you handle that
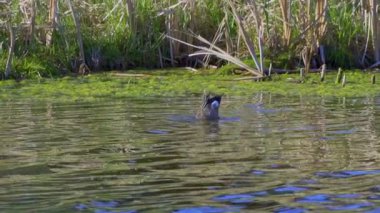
[196,92,222,120]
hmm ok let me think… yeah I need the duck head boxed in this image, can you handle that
[197,92,222,120]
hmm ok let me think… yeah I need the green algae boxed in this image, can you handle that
[0,69,379,102]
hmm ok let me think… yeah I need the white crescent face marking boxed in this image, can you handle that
[211,100,219,109]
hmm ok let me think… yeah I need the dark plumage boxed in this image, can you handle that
[196,92,222,120]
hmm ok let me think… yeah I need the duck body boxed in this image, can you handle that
[196,92,222,120]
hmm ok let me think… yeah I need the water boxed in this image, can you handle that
[1,94,380,212]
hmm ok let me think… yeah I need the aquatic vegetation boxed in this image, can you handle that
[0,70,379,102]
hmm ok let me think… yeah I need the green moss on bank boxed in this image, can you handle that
[0,69,379,102]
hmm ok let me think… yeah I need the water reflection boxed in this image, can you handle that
[0,94,380,212]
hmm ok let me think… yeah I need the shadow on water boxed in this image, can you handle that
[1,94,380,212]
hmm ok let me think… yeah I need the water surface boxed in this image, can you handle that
[1,94,380,212]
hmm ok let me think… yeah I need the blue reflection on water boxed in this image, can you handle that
[147,129,170,134]
[74,200,136,213]
[296,194,331,203]
[219,117,241,123]
[330,128,356,135]
[335,193,361,199]
[173,206,240,213]
[366,207,380,213]
[251,170,265,175]
[272,185,309,193]
[327,202,373,211]
[95,210,137,213]
[316,170,380,178]
[368,195,380,200]
[213,193,255,204]
[91,200,119,208]
[275,207,307,213]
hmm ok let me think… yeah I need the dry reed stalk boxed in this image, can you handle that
[300,0,313,74]
[316,0,327,64]
[362,13,371,65]
[369,0,380,62]
[160,1,183,66]
[342,74,346,87]
[126,0,135,31]
[19,0,36,47]
[203,16,227,67]
[247,0,265,75]
[223,8,234,56]
[1,0,14,78]
[161,0,218,66]
[158,48,164,68]
[296,0,328,74]
[335,68,343,84]
[320,64,326,82]
[165,13,176,67]
[279,0,291,46]
[46,0,58,46]
[315,0,327,39]
[227,0,263,75]
[185,0,196,54]
[66,0,87,73]
[166,34,263,77]
[5,21,14,79]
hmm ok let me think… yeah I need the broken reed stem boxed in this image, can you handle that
[320,64,326,82]
[268,62,272,77]
[300,68,305,80]
[335,68,343,84]
[342,74,346,87]
[166,34,263,77]
[5,21,15,79]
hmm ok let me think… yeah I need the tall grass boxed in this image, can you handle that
[0,0,378,79]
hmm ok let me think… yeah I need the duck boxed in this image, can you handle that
[196,92,222,120]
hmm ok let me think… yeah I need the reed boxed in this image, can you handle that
[335,68,343,84]
[342,74,346,87]
[320,64,326,82]
[1,0,380,79]
[279,0,291,46]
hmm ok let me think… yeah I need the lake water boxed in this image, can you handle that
[1,94,380,212]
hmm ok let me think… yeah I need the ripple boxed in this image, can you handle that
[147,129,170,135]
[1,96,380,212]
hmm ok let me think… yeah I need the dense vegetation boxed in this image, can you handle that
[0,71,379,102]
[0,0,379,79]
